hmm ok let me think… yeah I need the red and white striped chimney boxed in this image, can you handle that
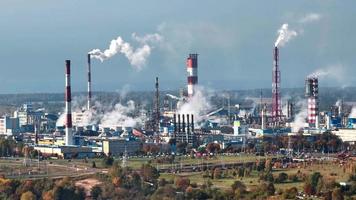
[87,54,92,110]
[305,77,319,128]
[187,54,198,98]
[65,60,73,145]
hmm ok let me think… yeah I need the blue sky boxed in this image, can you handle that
[0,0,355,93]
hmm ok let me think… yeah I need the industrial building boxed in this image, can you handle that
[102,138,141,156]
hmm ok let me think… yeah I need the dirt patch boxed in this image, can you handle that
[75,178,102,197]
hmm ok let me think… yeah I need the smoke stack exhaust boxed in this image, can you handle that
[87,54,92,110]
[65,60,73,146]
[187,54,198,98]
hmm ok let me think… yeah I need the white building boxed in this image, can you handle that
[0,116,20,135]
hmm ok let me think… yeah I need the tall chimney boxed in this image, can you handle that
[182,114,185,133]
[173,114,177,133]
[272,47,282,125]
[186,114,190,134]
[177,114,181,133]
[87,54,92,110]
[191,114,194,132]
[154,77,160,133]
[65,60,73,146]
[187,54,198,98]
[305,77,319,128]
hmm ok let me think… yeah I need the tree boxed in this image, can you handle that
[151,185,177,200]
[175,177,190,191]
[102,156,114,167]
[206,143,220,154]
[141,164,160,183]
[213,168,222,179]
[91,185,102,199]
[332,188,344,200]
[42,190,54,200]
[176,142,188,154]
[231,181,246,192]
[276,172,288,183]
[20,191,36,200]
[283,187,298,199]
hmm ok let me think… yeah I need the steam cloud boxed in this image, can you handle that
[349,107,356,119]
[89,33,163,71]
[299,13,322,24]
[291,99,308,132]
[56,96,145,129]
[274,24,298,47]
[307,64,345,83]
[176,87,213,126]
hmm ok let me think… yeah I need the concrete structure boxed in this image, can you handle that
[102,138,141,156]
[0,116,20,135]
[65,60,73,145]
[187,54,198,98]
[332,129,356,144]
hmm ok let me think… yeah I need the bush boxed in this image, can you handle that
[91,185,102,199]
[276,172,288,183]
[102,156,114,167]
[288,174,299,182]
[283,187,298,199]
[175,177,190,191]
[213,168,222,179]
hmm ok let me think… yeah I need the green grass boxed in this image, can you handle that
[159,161,352,192]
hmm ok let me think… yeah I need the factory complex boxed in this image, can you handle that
[1,49,356,160]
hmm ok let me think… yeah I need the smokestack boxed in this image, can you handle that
[34,117,39,145]
[187,54,198,98]
[154,77,160,133]
[287,100,294,120]
[261,104,266,129]
[65,60,73,146]
[173,114,177,133]
[186,114,190,134]
[177,114,181,133]
[182,114,185,133]
[305,77,319,128]
[191,114,194,132]
[272,47,282,125]
[87,54,92,110]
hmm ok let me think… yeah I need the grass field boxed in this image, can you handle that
[1,155,351,193]
[160,161,352,192]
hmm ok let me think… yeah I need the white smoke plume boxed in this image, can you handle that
[299,13,322,24]
[307,64,345,82]
[291,99,308,132]
[100,100,144,128]
[349,107,356,119]
[274,24,298,47]
[89,32,163,71]
[166,93,181,101]
[238,97,258,117]
[177,87,213,126]
[56,96,145,129]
